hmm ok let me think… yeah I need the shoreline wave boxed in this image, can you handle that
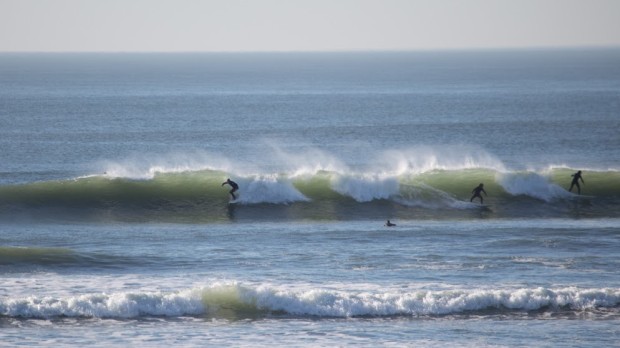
[1,284,618,320]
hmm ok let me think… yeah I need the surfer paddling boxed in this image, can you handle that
[222,178,239,200]
[470,183,488,204]
[568,170,585,195]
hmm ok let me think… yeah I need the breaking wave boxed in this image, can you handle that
[0,164,618,222]
[1,283,618,320]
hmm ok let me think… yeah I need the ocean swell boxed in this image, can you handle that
[0,167,618,222]
[2,284,619,319]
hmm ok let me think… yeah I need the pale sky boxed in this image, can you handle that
[1,0,619,52]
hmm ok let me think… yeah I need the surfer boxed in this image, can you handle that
[385,220,396,227]
[470,183,487,204]
[222,178,239,200]
[569,170,585,195]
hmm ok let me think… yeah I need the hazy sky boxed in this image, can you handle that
[1,0,619,52]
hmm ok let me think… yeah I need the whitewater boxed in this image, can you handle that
[1,50,619,347]
[2,148,618,223]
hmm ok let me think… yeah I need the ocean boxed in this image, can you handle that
[0,49,619,347]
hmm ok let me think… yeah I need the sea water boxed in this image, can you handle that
[0,50,619,347]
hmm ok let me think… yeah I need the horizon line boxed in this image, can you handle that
[1,45,619,54]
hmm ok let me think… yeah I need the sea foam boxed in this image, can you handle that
[233,175,309,204]
[498,172,572,202]
[2,284,618,319]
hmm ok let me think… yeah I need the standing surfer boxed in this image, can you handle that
[568,170,585,195]
[222,178,239,200]
[470,183,487,204]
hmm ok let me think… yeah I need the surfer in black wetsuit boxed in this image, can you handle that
[385,220,396,227]
[569,170,584,195]
[222,178,239,200]
[470,183,487,204]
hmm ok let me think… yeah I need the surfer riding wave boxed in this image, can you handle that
[222,178,239,200]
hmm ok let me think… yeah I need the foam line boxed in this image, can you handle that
[2,285,618,319]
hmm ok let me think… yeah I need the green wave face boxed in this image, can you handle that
[0,168,618,222]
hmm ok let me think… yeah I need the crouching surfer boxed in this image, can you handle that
[385,220,396,227]
[222,178,239,200]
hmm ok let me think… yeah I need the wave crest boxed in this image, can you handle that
[2,284,618,319]
[1,167,618,222]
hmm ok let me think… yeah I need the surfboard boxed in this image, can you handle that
[568,194,593,205]
[465,200,490,207]
[228,193,240,204]
[567,194,594,203]
[471,203,492,210]
[572,194,594,198]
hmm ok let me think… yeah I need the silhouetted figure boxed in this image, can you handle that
[222,178,239,200]
[385,220,396,227]
[569,170,585,195]
[470,183,488,204]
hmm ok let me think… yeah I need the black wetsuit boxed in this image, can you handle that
[470,185,487,204]
[223,179,239,199]
[569,172,584,194]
